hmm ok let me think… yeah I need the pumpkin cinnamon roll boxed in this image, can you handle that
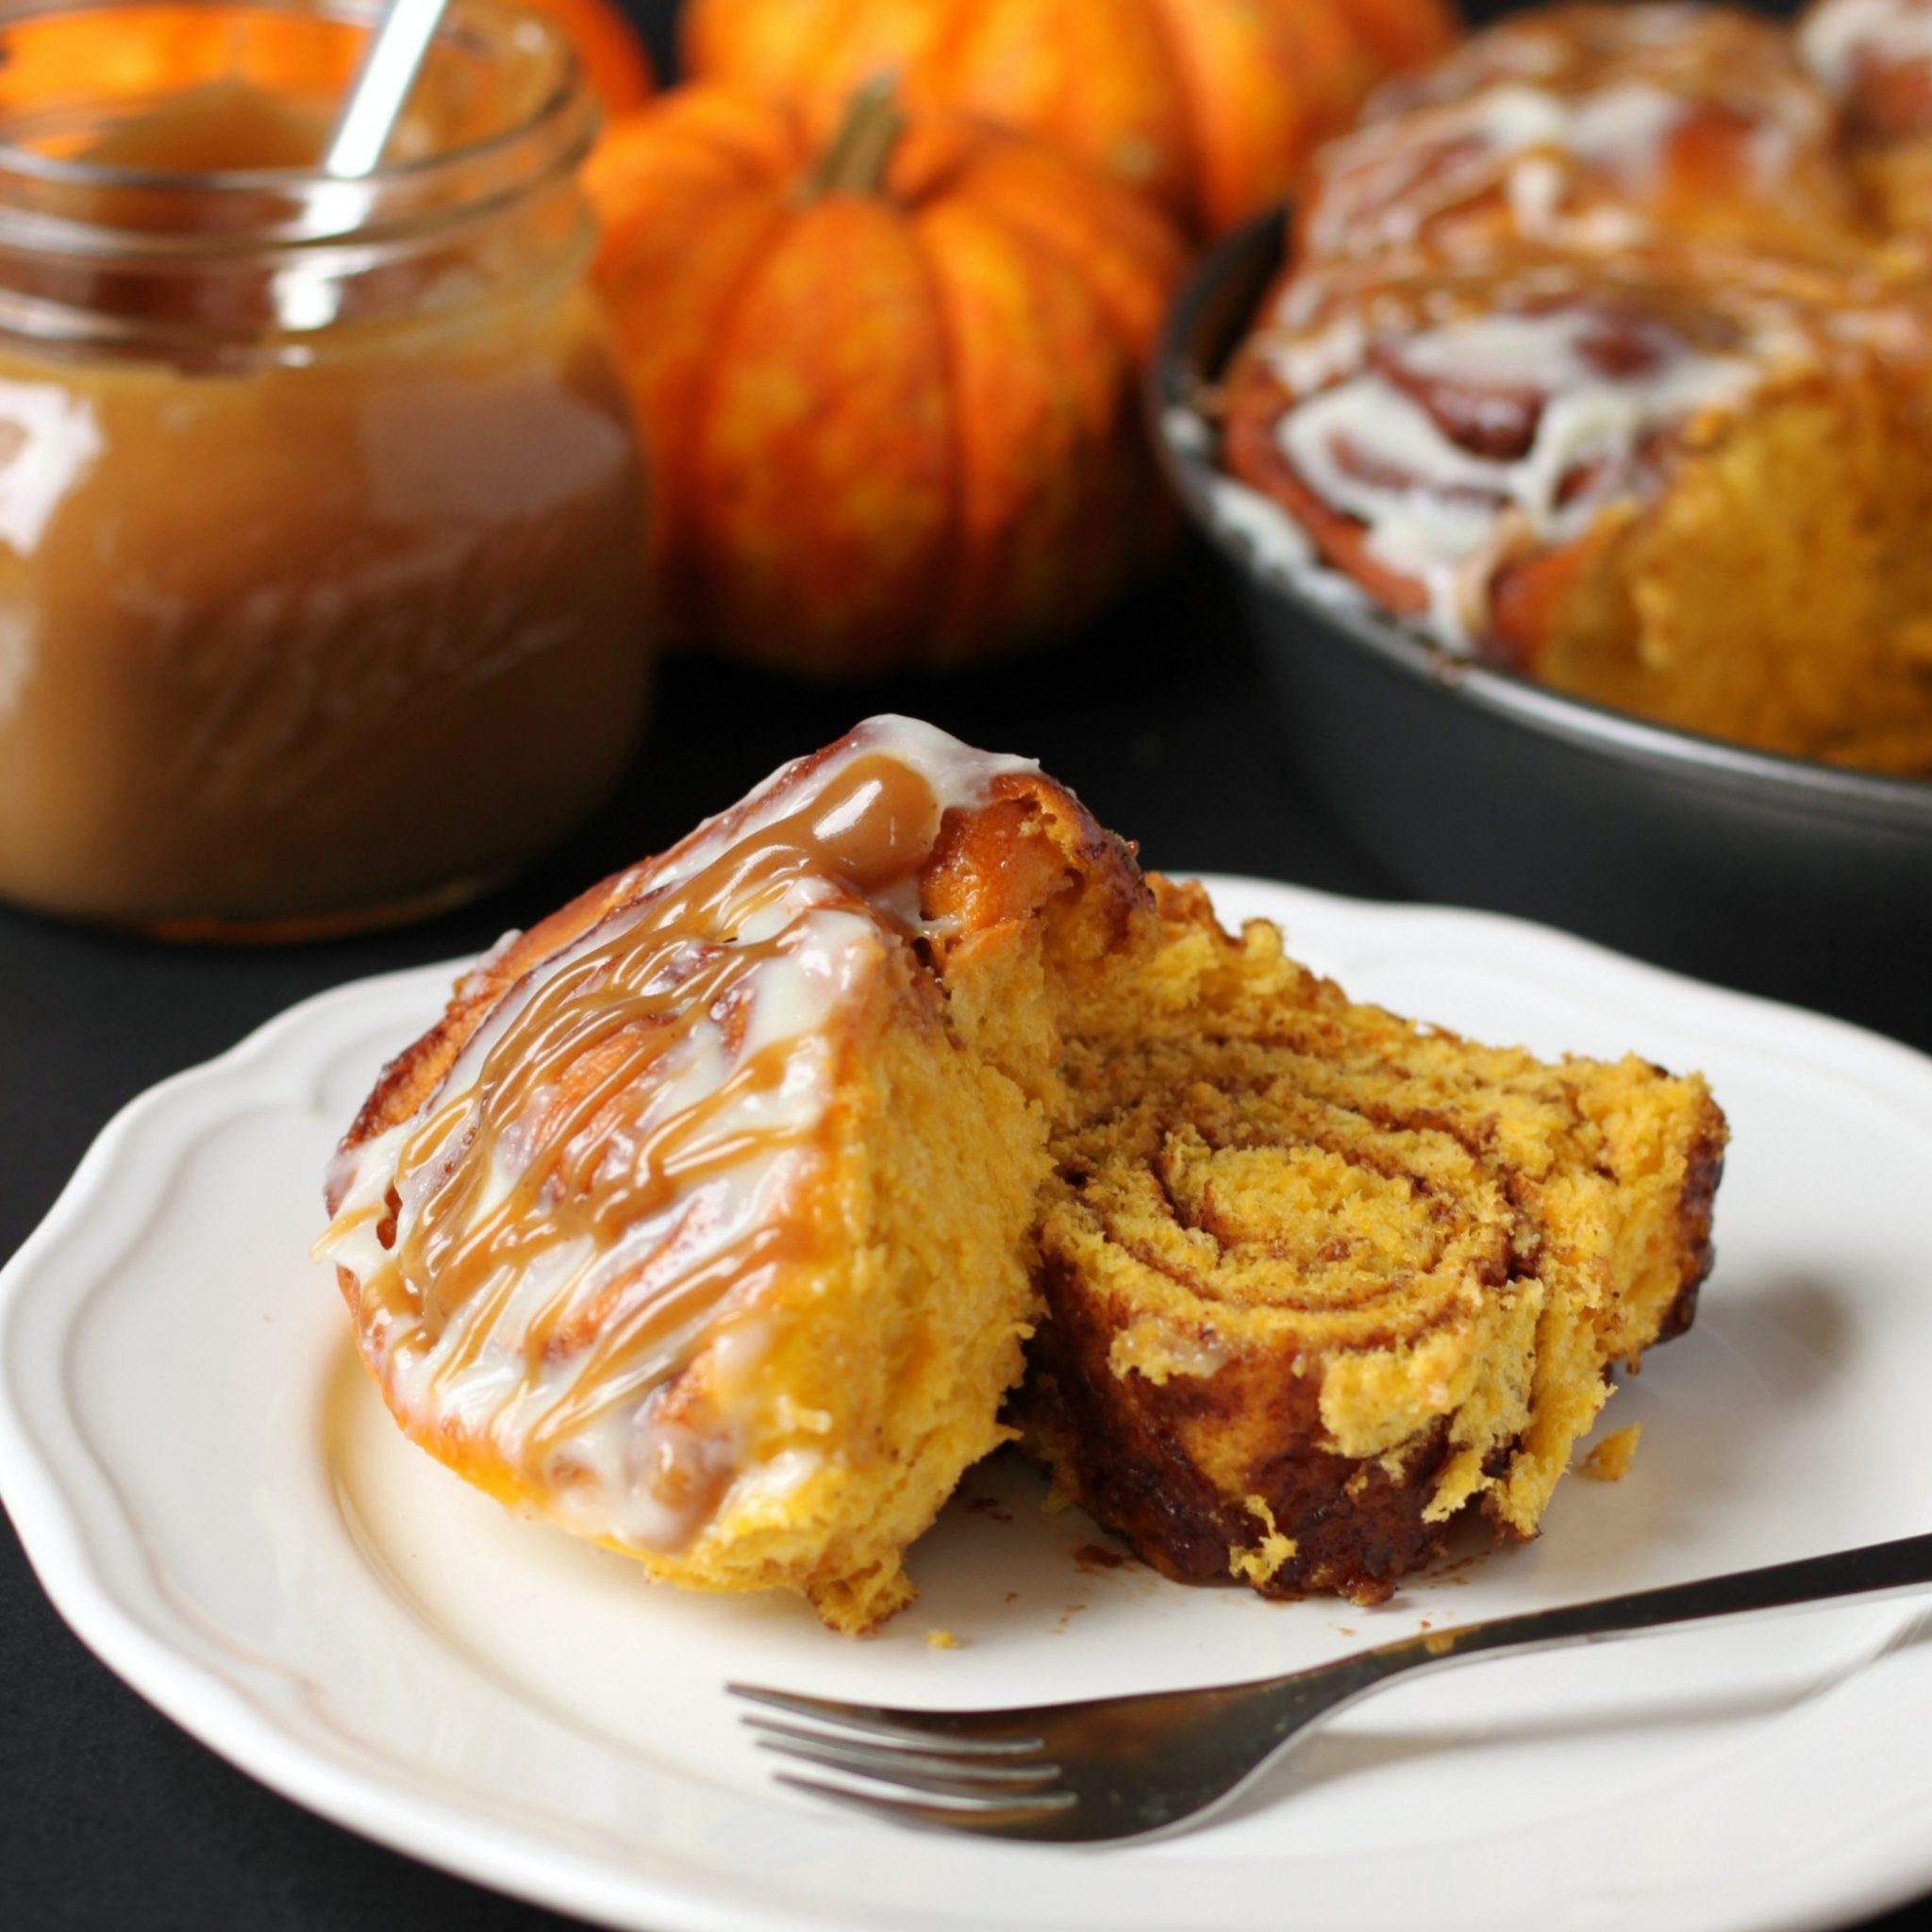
[319,724,1726,1626]
[316,716,1152,1632]
[1220,1,1932,774]
[1017,881,1725,1604]
[1224,256,1932,770]
[1301,2,1877,275]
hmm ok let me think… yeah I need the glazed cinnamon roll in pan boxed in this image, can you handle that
[1220,1,1932,774]
[1303,2,1876,272]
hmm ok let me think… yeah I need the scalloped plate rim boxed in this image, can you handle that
[4,875,1932,1932]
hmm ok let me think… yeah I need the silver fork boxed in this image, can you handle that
[732,1530,1932,1842]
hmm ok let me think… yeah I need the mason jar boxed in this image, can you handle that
[0,0,651,936]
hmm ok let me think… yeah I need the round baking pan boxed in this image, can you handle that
[1152,210,1932,1040]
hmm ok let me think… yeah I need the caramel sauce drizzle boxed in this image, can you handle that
[340,746,951,1542]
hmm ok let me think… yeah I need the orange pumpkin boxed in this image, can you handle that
[585,80,1189,675]
[0,2,652,125]
[681,0,1460,237]
[0,8,357,115]
[526,0,656,118]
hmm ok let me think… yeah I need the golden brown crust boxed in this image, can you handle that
[1022,1272,1464,1603]
[1657,1097,1729,1343]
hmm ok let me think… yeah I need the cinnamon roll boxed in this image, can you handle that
[1219,1,1932,774]
[319,724,1726,1625]
[1020,880,1725,1604]
[316,717,1151,1632]
[1303,3,1875,273]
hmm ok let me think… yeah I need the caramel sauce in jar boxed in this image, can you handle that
[0,3,651,934]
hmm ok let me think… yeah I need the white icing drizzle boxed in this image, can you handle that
[1203,474,1375,621]
[1204,474,1317,575]
[1311,5,1835,264]
[1307,80,1704,258]
[1273,306,1762,643]
[1802,0,1932,95]
[315,716,1039,1557]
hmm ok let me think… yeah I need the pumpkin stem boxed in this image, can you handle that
[800,73,905,201]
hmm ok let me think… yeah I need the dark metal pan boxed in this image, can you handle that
[1151,211,1931,1041]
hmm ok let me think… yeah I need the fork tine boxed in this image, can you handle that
[738,1715,1051,1769]
[727,1682,1044,1754]
[774,1773,1077,1835]
[753,1725,1060,1792]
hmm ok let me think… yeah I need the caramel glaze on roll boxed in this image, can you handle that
[1220,2,1932,775]
[320,720,1728,1625]
[318,717,1152,1632]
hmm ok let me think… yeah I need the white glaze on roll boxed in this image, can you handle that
[1308,3,1836,263]
[1802,0,1932,95]
[1306,81,1690,258]
[1227,4,1892,649]
[1271,304,1765,642]
[315,717,1039,1556]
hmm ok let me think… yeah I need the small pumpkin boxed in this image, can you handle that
[585,79,1189,675]
[526,0,656,118]
[0,2,652,138]
[681,0,1461,238]
[0,2,652,124]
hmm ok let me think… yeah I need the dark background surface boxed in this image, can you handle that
[4,2,1927,1928]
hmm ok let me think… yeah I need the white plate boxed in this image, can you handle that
[5,877,1932,1932]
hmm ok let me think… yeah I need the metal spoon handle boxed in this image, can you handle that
[324,0,450,178]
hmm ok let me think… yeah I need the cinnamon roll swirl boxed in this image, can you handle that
[1020,880,1725,1604]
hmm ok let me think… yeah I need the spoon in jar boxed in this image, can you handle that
[324,0,451,177]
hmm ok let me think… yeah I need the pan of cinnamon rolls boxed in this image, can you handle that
[1157,0,1932,1036]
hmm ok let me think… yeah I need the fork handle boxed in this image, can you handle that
[1341,1529,1932,1690]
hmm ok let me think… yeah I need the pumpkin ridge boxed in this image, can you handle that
[1140,0,1208,234]
[681,100,802,187]
[679,132,823,642]
[902,193,970,659]
[956,175,1146,375]
[987,215,1148,637]
[916,0,982,108]
[696,196,954,664]
[951,139,1186,366]
[915,197,1049,646]
[653,193,791,640]
[919,199,1121,648]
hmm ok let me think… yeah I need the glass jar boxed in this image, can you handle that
[0,0,651,937]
